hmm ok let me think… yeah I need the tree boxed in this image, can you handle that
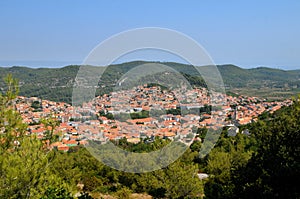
[113,187,132,199]
[163,161,204,198]
[233,99,300,199]
[41,116,60,144]
[0,74,27,150]
[0,75,69,198]
[204,131,253,199]
[40,187,73,199]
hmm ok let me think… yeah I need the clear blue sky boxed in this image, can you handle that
[0,0,299,69]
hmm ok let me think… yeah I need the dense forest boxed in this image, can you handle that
[0,76,299,198]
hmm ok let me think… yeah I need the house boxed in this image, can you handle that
[197,173,209,180]
[99,116,109,124]
[164,131,176,140]
[227,125,239,136]
[127,137,140,144]
[241,129,251,135]
[64,139,79,147]
[57,144,70,152]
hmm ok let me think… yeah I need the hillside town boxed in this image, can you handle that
[15,85,292,152]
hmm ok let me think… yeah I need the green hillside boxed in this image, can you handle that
[0,61,299,103]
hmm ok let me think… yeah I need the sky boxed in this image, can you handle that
[0,0,299,69]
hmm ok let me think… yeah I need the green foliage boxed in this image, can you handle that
[100,110,150,121]
[232,99,300,199]
[130,110,149,119]
[197,127,208,140]
[41,187,74,199]
[31,100,42,110]
[0,136,65,198]
[203,99,300,199]
[204,132,254,199]
[0,74,27,150]
[41,116,60,144]
[77,192,93,199]
[112,136,170,152]
[0,75,70,198]
[163,161,203,198]
[113,187,132,199]
[166,107,181,115]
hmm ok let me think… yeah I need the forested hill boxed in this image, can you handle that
[1,61,300,103]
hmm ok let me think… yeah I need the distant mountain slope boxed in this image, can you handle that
[0,65,80,102]
[0,61,299,103]
[217,65,300,88]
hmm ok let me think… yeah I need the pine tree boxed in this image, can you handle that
[0,75,69,198]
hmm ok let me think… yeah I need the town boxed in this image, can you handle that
[15,85,292,152]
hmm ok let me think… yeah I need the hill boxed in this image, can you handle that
[0,61,300,103]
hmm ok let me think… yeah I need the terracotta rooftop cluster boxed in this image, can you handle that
[15,85,292,152]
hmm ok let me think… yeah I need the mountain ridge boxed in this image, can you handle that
[0,61,299,103]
